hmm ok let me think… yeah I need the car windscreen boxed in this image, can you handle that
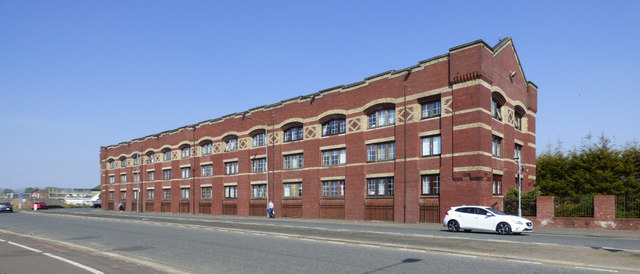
[488,209,506,215]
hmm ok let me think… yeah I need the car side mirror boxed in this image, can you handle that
[486,213,494,217]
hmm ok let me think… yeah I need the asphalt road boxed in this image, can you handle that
[1,209,639,273]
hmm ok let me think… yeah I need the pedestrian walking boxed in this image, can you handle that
[267,200,275,218]
[118,202,125,212]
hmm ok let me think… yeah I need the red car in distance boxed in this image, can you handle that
[32,202,48,210]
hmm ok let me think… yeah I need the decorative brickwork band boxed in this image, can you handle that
[450,71,482,85]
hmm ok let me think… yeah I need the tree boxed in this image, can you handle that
[2,188,13,194]
[536,134,640,197]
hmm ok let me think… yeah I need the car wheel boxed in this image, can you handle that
[497,222,512,235]
[447,220,460,232]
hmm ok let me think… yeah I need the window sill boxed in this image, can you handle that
[283,197,302,200]
[224,198,237,201]
[321,197,344,200]
[420,195,440,198]
[250,197,267,200]
[366,195,394,199]
[366,159,396,164]
[421,154,441,158]
[421,115,441,120]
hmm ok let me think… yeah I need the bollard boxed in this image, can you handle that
[33,203,37,211]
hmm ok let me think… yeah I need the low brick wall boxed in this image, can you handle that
[533,195,640,231]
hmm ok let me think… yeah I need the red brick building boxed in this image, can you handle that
[100,38,537,223]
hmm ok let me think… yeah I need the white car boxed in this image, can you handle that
[443,206,533,235]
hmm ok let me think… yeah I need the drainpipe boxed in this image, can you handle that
[403,70,411,223]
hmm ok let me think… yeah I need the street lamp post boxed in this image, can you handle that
[246,116,269,215]
[515,156,522,217]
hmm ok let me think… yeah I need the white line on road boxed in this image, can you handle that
[8,241,42,253]
[574,266,618,273]
[8,240,104,274]
[43,253,105,274]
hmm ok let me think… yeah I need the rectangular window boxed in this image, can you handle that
[201,187,212,200]
[421,135,441,156]
[493,175,502,195]
[201,143,212,155]
[121,174,127,183]
[147,171,155,181]
[367,177,394,196]
[133,190,139,200]
[121,191,126,200]
[163,189,171,200]
[252,158,266,173]
[283,154,304,169]
[322,149,346,166]
[252,184,266,199]
[181,147,191,158]
[109,176,115,184]
[515,144,523,162]
[492,136,503,157]
[368,109,395,128]
[283,182,302,198]
[225,186,237,199]
[133,173,140,182]
[147,189,155,200]
[322,180,344,197]
[163,169,172,180]
[181,167,191,179]
[421,100,441,118]
[253,133,265,147]
[109,191,114,200]
[367,142,395,162]
[492,99,503,121]
[201,164,213,177]
[225,162,238,175]
[421,174,440,195]
[284,126,304,142]
[181,188,190,200]
[225,138,238,151]
[163,150,171,161]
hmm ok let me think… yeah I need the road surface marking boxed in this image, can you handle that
[43,253,105,274]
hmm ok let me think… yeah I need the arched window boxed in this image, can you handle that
[282,122,303,142]
[162,148,172,161]
[180,145,191,158]
[146,152,155,164]
[108,159,115,169]
[132,154,140,166]
[491,92,506,121]
[364,103,395,129]
[120,157,127,168]
[223,135,238,151]
[514,105,526,131]
[200,140,212,155]
[250,129,266,147]
[320,114,346,136]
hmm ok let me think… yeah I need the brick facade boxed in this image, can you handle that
[100,38,537,223]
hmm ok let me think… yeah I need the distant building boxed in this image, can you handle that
[47,188,93,199]
[100,38,537,223]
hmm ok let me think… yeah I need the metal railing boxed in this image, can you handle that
[616,195,640,218]
[554,195,594,217]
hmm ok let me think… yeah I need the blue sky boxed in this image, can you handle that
[1,1,639,190]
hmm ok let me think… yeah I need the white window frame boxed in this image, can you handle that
[181,146,191,158]
[368,109,395,128]
[421,174,440,195]
[322,149,346,166]
[322,119,346,136]
[163,169,172,180]
[367,177,394,196]
[492,135,503,157]
[225,138,238,152]
[421,135,441,157]
[225,186,237,199]
[225,162,238,175]
[201,164,213,177]
[367,142,395,162]
[283,182,302,198]
[147,171,155,181]
[181,188,190,200]
[421,100,441,118]
[201,143,212,155]
[283,154,304,169]
[252,133,265,147]
[201,187,212,200]
[251,184,266,199]
[163,150,171,161]
[252,158,266,173]
[284,126,304,142]
[181,167,191,179]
